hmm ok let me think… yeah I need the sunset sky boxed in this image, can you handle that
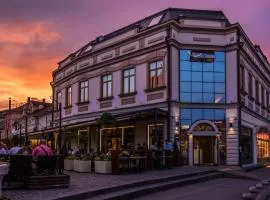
[0,0,269,109]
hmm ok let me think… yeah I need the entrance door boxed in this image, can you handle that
[193,136,215,165]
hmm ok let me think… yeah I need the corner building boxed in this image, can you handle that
[51,8,270,167]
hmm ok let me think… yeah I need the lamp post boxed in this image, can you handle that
[58,102,62,151]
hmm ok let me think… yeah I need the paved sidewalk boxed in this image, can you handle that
[3,166,216,200]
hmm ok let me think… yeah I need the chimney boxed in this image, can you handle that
[27,97,31,104]
[8,98,11,111]
[42,98,45,103]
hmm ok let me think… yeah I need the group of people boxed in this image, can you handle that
[0,139,54,158]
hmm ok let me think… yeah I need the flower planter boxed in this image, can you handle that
[95,160,112,174]
[74,160,91,173]
[64,159,74,171]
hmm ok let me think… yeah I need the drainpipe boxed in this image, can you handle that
[166,25,172,142]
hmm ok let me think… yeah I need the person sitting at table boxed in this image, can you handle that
[18,141,32,155]
[32,139,53,158]
[0,142,7,154]
[9,140,22,155]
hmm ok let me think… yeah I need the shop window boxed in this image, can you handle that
[240,127,253,164]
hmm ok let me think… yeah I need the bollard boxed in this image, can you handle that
[249,186,257,193]
[242,192,252,199]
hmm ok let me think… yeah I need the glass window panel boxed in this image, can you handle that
[192,109,203,122]
[214,72,225,82]
[180,50,191,61]
[214,62,225,72]
[181,109,192,119]
[124,70,129,77]
[203,72,214,82]
[150,70,156,77]
[108,82,112,96]
[215,83,225,93]
[80,92,84,102]
[192,62,203,71]
[215,52,225,62]
[103,76,107,81]
[130,68,135,75]
[203,62,214,71]
[103,84,107,97]
[204,109,215,120]
[107,75,112,81]
[181,82,191,92]
[157,68,163,76]
[215,109,225,120]
[192,71,202,82]
[192,93,202,103]
[150,62,156,70]
[130,76,135,92]
[85,89,88,101]
[203,93,214,103]
[203,83,214,93]
[157,61,163,68]
[180,61,191,71]
[192,82,202,92]
[215,94,225,103]
[180,93,191,102]
[180,71,191,81]
[124,78,129,94]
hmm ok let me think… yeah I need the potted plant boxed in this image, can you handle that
[64,155,76,171]
[73,155,92,173]
[94,155,112,174]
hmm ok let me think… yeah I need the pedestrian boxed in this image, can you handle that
[18,141,32,155]
[32,139,53,159]
[9,140,22,155]
[0,142,7,154]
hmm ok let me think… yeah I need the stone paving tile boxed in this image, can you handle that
[3,166,215,200]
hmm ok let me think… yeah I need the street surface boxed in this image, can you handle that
[136,167,270,200]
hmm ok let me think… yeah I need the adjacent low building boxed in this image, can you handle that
[51,8,270,167]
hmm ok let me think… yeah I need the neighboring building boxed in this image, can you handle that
[51,8,270,166]
[0,110,8,140]
[3,97,53,146]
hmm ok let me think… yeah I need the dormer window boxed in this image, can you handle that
[148,15,163,27]
[190,51,215,62]
[84,45,92,52]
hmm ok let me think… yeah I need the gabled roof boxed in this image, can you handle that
[59,8,230,65]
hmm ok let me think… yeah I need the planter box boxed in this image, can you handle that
[74,160,91,173]
[95,161,112,174]
[64,159,74,171]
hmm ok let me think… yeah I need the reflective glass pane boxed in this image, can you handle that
[203,72,214,82]
[192,62,203,71]
[192,93,202,103]
[214,62,225,72]
[181,71,191,81]
[192,82,202,92]
[192,71,202,82]
[130,68,135,75]
[180,61,191,71]
[84,81,88,87]
[103,76,107,81]
[181,82,191,92]
[204,109,215,120]
[214,72,225,82]
[130,76,135,92]
[124,78,129,93]
[85,89,88,101]
[124,70,129,77]
[181,109,192,119]
[215,52,225,62]
[215,109,225,120]
[180,93,191,102]
[215,94,225,103]
[150,62,156,70]
[180,50,191,61]
[203,93,214,103]
[157,61,163,68]
[203,62,214,71]
[203,83,214,93]
[108,82,112,96]
[192,109,203,122]
[103,84,107,97]
[107,75,112,81]
[215,83,225,93]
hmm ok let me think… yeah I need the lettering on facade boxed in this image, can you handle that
[193,37,211,42]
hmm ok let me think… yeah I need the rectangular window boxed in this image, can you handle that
[149,60,164,89]
[240,66,245,90]
[248,73,253,97]
[261,86,265,106]
[180,49,225,104]
[66,86,72,107]
[56,92,61,110]
[255,80,259,102]
[79,81,89,103]
[123,68,135,94]
[102,74,112,98]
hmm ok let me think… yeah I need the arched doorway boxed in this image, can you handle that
[187,120,220,166]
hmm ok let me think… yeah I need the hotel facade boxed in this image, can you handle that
[51,8,270,167]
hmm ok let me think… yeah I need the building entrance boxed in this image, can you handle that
[193,136,216,165]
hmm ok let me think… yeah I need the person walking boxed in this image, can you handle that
[18,141,32,155]
[9,140,22,155]
[32,139,53,158]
